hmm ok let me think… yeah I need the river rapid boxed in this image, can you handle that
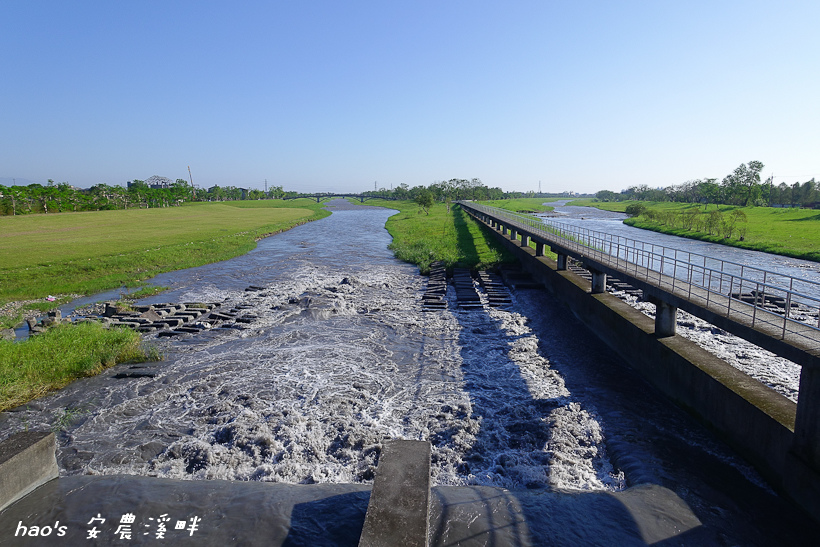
[1,200,817,544]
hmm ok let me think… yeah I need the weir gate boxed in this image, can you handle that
[458,200,820,521]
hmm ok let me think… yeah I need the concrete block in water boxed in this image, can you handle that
[0,431,58,512]
[359,440,431,547]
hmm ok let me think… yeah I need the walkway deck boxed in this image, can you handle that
[460,202,820,369]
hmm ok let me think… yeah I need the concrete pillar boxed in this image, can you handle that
[654,300,677,337]
[556,254,567,271]
[521,234,531,247]
[510,228,517,240]
[502,225,508,235]
[793,365,820,471]
[591,270,606,294]
[535,242,545,257]
[359,440,431,547]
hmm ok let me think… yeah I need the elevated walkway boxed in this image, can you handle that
[459,200,820,522]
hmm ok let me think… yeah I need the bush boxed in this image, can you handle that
[625,203,646,217]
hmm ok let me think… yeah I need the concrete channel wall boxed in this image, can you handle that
[462,205,820,523]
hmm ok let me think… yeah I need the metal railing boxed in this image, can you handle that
[460,202,820,350]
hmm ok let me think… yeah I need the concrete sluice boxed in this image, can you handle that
[1,201,818,545]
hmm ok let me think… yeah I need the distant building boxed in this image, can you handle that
[128,175,174,190]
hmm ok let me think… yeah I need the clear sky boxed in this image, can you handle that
[2,1,818,194]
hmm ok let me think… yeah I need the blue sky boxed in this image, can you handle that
[2,1,818,194]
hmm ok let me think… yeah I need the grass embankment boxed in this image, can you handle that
[566,198,629,212]
[483,197,558,213]
[361,200,516,274]
[569,200,820,262]
[0,322,159,412]
[0,199,329,327]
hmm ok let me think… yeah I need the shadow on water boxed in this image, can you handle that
[448,309,557,488]
[429,287,820,546]
[424,304,720,545]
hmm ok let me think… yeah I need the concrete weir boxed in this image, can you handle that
[0,436,719,544]
[0,432,58,512]
[463,204,820,523]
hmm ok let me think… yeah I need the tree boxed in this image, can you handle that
[415,189,434,215]
[721,161,764,206]
[595,190,620,202]
[624,203,646,217]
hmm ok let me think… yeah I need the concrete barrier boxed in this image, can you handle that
[359,440,431,547]
[0,431,59,512]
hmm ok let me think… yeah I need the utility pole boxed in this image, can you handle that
[770,173,774,207]
[265,179,268,193]
[188,166,196,199]
[539,180,541,194]
[374,181,377,191]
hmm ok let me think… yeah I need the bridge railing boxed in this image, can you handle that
[460,202,820,348]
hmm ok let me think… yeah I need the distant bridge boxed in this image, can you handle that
[283,193,397,203]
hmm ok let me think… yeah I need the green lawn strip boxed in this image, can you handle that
[0,322,159,412]
[361,200,516,274]
[0,199,330,322]
[567,200,820,262]
[566,198,631,212]
[482,198,558,213]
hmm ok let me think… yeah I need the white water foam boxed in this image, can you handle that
[3,264,624,493]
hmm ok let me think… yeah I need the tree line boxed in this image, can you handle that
[0,176,290,216]
[0,175,569,216]
[595,161,819,208]
[362,178,568,203]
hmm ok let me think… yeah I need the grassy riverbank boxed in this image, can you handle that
[362,199,515,274]
[482,198,558,213]
[0,199,329,327]
[569,200,820,263]
[0,322,159,412]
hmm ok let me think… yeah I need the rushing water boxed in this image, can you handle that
[1,200,818,544]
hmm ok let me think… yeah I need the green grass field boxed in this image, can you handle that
[362,199,515,273]
[482,197,558,213]
[0,199,329,324]
[569,200,820,262]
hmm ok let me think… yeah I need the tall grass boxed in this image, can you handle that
[0,322,159,411]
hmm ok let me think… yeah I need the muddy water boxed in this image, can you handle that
[1,200,817,544]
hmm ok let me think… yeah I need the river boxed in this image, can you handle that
[0,200,817,545]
